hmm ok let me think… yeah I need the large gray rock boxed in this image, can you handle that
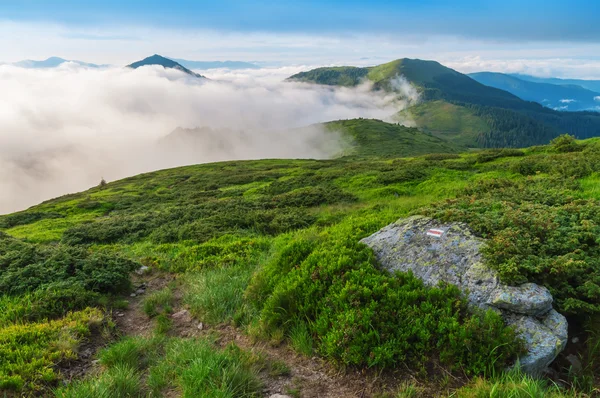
[360,215,568,375]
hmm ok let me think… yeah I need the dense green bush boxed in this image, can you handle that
[422,177,600,316]
[551,134,581,153]
[29,282,100,321]
[247,222,521,374]
[0,234,137,296]
[378,162,430,184]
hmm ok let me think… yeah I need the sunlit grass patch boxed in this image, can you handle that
[5,214,98,243]
[454,367,581,398]
[578,172,600,200]
[54,364,142,398]
[0,308,103,394]
[184,264,258,326]
[58,336,263,398]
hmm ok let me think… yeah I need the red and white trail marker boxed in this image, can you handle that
[426,228,445,238]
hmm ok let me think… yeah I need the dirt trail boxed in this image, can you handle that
[112,272,174,338]
[106,272,432,398]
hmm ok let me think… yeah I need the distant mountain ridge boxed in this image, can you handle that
[288,58,600,148]
[469,72,600,112]
[127,54,205,78]
[9,56,107,69]
[511,74,600,93]
[170,59,260,70]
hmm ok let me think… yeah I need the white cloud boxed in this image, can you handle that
[560,99,576,103]
[0,64,411,214]
[595,96,600,101]
[5,20,600,80]
[444,55,600,79]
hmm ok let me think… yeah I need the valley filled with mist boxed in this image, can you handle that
[0,61,420,214]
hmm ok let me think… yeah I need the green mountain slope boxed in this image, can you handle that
[289,58,527,107]
[3,137,600,395]
[289,59,600,147]
[399,101,559,148]
[324,118,462,156]
[127,54,205,78]
[286,66,370,87]
[470,72,600,111]
[398,101,490,147]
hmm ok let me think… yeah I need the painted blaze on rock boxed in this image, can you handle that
[360,215,568,375]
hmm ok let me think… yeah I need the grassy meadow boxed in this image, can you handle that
[1,133,600,396]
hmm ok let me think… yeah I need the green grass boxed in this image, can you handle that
[288,322,314,356]
[184,263,257,326]
[55,364,142,398]
[142,286,174,318]
[286,65,369,87]
[99,336,162,370]
[60,336,263,398]
[453,367,583,397]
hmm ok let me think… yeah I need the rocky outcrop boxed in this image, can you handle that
[360,215,568,375]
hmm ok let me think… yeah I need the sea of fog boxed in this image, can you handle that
[0,63,417,214]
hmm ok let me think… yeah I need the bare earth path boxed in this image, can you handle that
[105,272,436,398]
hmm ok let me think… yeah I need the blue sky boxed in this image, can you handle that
[1,1,600,77]
[2,0,598,40]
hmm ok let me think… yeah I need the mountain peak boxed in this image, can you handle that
[126,54,205,78]
[45,56,67,62]
[12,57,105,69]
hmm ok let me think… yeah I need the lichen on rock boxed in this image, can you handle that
[360,215,568,375]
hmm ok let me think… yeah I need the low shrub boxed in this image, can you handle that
[172,237,269,272]
[0,234,138,296]
[378,163,430,184]
[0,212,64,229]
[247,220,522,374]
[551,134,581,153]
[421,177,600,316]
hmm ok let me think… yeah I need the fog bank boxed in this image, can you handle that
[0,63,412,214]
